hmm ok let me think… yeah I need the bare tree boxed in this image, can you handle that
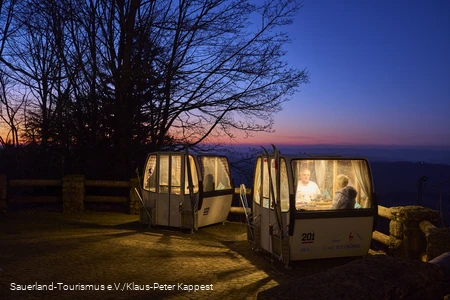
[150,1,307,146]
[0,0,18,56]
[0,0,19,145]
[55,0,108,148]
[1,0,309,179]
[0,0,68,149]
[93,0,308,176]
[0,70,26,147]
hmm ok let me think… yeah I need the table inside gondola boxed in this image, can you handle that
[296,201,332,211]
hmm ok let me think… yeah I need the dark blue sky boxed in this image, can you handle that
[238,0,450,148]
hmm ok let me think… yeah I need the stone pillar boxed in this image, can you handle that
[62,174,85,213]
[0,174,6,214]
[129,178,140,215]
[389,206,439,259]
[423,227,450,262]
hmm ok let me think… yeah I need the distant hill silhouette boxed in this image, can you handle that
[232,144,450,165]
[370,161,450,226]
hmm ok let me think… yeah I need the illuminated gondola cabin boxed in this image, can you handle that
[140,152,234,230]
[248,151,378,265]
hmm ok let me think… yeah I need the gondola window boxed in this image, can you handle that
[170,155,182,195]
[280,159,289,212]
[253,158,262,205]
[199,157,232,191]
[159,155,170,194]
[268,158,289,212]
[262,158,270,208]
[185,155,199,194]
[292,159,373,211]
[144,155,157,192]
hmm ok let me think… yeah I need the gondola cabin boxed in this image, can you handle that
[140,152,234,231]
[247,151,378,265]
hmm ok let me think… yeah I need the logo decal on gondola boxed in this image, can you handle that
[301,232,315,244]
[349,231,363,241]
[355,231,363,240]
[203,207,210,216]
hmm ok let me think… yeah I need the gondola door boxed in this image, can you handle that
[156,154,184,227]
[181,154,199,230]
[197,156,233,227]
[254,155,290,255]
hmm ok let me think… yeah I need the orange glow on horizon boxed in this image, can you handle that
[0,127,8,143]
[229,129,450,149]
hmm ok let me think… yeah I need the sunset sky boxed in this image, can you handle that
[237,0,450,148]
[1,1,449,149]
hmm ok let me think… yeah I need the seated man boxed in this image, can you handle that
[295,167,321,207]
[330,174,357,209]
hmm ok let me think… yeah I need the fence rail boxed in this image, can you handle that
[372,230,390,246]
[371,205,391,246]
[85,180,131,188]
[9,179,62,187]
[85,196,128,204]
[5,177,131,205]
[377,205,392,220]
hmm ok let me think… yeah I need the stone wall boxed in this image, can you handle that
[388,205,439,259]
[424,227,450,262]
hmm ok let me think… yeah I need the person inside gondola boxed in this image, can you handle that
[330,174,357,209]
[295,167,321,207]
[204,174,215,192]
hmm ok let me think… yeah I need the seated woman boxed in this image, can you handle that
[330,174,357,209]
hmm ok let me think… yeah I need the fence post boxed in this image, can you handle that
[129,178,140,215]
[62,174,85,213]
[389,206,439,259]
[0,174,6,214]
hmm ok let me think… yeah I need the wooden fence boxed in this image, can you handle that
[371,205,450,262]
[6,178,131,205]
[1,175,449,262]
[0,175,140,214]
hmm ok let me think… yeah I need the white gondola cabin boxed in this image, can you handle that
[140,152,234,231]
[247,150,378,266]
